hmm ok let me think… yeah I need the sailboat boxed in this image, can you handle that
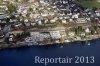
[87,42,91,45]
[60,45,63,48]
[86,39,91,46]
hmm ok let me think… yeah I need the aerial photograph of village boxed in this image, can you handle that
[0,0,100,49]
[0,0,100,66]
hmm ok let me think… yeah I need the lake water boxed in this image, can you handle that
[0,39,100,66]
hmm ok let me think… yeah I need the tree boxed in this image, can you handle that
[60,37,65,44]
[29,8,33,12]
[91,30,96,35]
[4,37,10,44]
[7,4,16,14]
[0,0,3,3]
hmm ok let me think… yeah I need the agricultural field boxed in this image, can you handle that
[78,0,100,8]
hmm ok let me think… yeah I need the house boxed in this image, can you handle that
[30,32,40,37]
[0,31,4,39]
[14,22,22,28]
[49,12,55,16]
[41,12,49,17]
[8,30,23,36]
[1,20,6,24]
[80,32,86,37]
[38,20,42,25]
[68,32,75,37]
[60,30,66,38]
[9,19,16,23]
[67,12,72,16]
[30,21,36,26]
[95,11,100,16]
[69,18,74,22]
[50,19,56,23]
[8,34,16,43]
[44,19,48,24]
[28,0,35,3]
[34,18,43,25]
[59,17,63,20]
[0,1,8,14]
[72,14,79,19]
[63,16,70,19]
[85,28,91,33]
[24,19,31,26]
[50,31,61,39]
[29,30,51,43]
[30,32,44,41]
[25,37,33,43]
[62,19,67,24]
[86,18,91,22]
[0,26,1,30]
[29,13,34,18]
[0,15,6,20]
[12,13,20,18]
[77,18,87,23]
[40,0,45,4]
[33,14,40,18]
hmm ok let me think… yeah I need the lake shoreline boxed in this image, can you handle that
[0,38,99,50]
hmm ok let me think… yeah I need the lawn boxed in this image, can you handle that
[79,1,100,8]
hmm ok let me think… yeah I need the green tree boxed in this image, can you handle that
[0,0,3,3]
[7,4,16,14]
[91,30,95,35]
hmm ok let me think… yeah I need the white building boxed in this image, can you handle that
[50,31,61,39]
[62,19,67,24]
[85,28,91,33]
[72,14,79,19]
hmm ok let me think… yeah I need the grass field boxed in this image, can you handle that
[79,1,100,8]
